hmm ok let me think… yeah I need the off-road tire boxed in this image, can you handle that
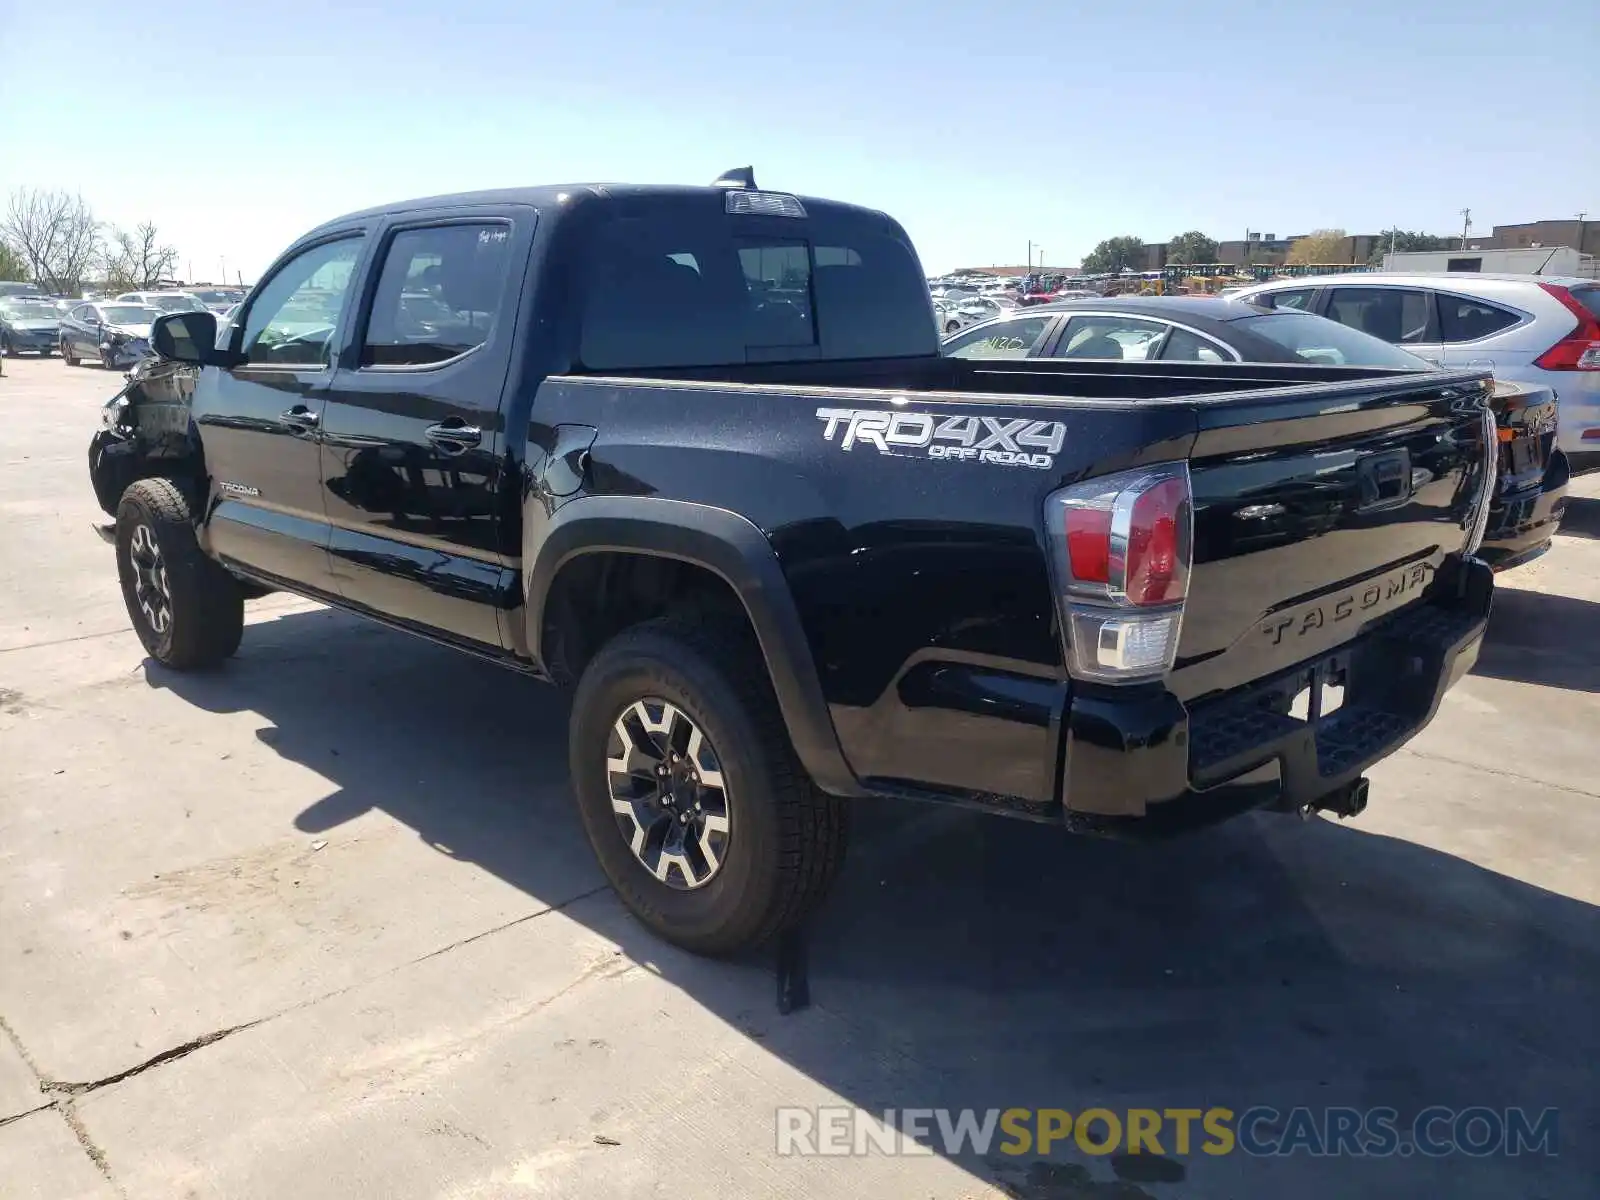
[115,478,244,669]
[569,614,850,956]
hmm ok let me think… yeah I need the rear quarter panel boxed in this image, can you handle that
[527,376,1195,805]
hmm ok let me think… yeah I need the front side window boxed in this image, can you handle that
[1053,315,1168,360]
[1325,287,1432,345]
[943,315,1052,359]
[239,238,363,367]
[1436,294,1520,343]
[362,224,514,367]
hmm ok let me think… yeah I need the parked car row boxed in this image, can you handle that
[1233,273,1600,472]
[941,295,1569,572]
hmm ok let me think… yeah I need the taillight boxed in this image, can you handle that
[1533,283,1600,371]
[1045,463,1193,683]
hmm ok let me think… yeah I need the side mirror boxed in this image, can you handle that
[151,310,236,366]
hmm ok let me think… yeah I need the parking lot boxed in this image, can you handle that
[1,353,1597,1198]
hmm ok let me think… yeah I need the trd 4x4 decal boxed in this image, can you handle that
[815,407,1064,470]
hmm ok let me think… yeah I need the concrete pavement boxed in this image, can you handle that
[1,356,1596,1198]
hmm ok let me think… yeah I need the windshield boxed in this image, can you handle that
[1234,312,1431,369]
[191,289,236,305]
[2,300,59,319]
[102,305,158,325]
[148,294,202,312]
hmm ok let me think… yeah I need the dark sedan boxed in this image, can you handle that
[0,296,62,356]
[58,301,160,369]
[943,297,1567,572]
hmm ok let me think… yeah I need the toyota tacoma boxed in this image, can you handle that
[88,170,1498,954]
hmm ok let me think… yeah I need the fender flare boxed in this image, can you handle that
[525,495,865,797]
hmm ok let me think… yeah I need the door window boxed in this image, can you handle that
[1325,287,1432,345]
[1436,294,1521,343]
[238,237,364,367]
[1052,315,1168,360]
[942,315,1052,359]
[361,223,515,367]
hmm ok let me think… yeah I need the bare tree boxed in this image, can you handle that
[1,188,103,294]
[0,237,28,283]
[105,222,179,291]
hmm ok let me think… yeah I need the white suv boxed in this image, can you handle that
[1234,273,1600,470]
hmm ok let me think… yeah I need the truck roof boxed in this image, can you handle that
[308,182,895,237]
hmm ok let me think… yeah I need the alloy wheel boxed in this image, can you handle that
[128,523,172,635]
[605,698,732,890]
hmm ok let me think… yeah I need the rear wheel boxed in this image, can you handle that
[0,334,13,357]
[569,615,849,956]
[115,478,244,669]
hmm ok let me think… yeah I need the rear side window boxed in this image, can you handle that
[1234,313,1430,369]
[1053,315,1168,360]
[1160,327,1232,362]
[1257,288,1315,311]
[362,224,514,367]
[1436,294,1520,343]
[578,210,934,370]
[1325,287,1432,344]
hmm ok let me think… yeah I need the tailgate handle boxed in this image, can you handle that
[1357,449,1413,512]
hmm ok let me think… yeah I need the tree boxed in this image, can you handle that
[1,188,103,294]
[1285,228,1349,266]
[1167,230,1219,265]
[105,222,178,291]
[0,238,28,283]
[1369,230,1453,266]
[1081,235,1148,274]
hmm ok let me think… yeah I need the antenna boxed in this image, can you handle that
[711,166,757,190]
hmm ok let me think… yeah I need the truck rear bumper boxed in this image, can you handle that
[1059,557,1493,832]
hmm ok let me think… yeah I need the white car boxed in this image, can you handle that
[115,290,209,315]
[1233,273,1600,470]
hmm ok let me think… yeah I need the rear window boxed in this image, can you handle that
[1234,312,1431,369]
[578,207,935,370]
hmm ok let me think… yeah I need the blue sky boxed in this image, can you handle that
[1,0,1594,280]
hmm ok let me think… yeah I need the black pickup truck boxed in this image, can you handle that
[87,171,1498,955]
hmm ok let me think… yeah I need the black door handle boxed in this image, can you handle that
[425,421,482,454]
[279,406,319,429]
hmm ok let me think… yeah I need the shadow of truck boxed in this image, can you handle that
[143,605,1600,1198]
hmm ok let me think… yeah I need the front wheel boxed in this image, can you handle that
[62,340,79,366]
[115,478,244,669]
[945,321,960,334]
[569,615,849,956]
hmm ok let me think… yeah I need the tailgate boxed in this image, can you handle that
[1172,370,1493,705]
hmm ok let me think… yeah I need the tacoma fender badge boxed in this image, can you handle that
[218,481,260,497]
